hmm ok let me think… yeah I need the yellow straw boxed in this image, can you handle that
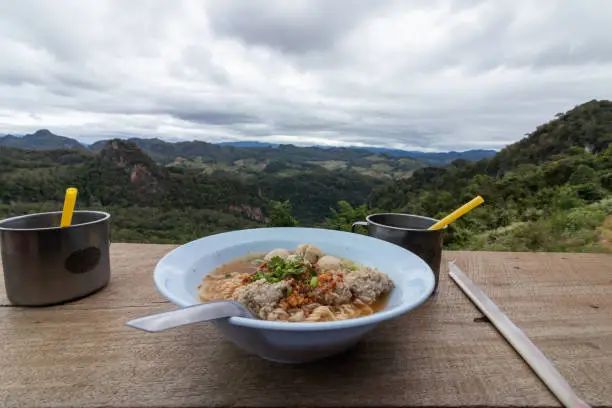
[428,195,485,230]
[60,187,78,228]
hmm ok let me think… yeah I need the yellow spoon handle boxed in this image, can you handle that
[60,188,78,228]
[428,195,484,231]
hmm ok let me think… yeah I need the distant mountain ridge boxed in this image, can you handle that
[358,147,497,162]
[0,129,495,167]
[1,99,610,252]
[216,141,496,163]
[217,141,280,148]
[0,129,86,151]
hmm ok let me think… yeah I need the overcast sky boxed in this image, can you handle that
[1,1,611,151]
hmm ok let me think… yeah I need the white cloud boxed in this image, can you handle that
[0,0,611,151]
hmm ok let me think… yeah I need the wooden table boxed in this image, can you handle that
[0,244,610,408]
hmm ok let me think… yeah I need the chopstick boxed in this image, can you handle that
[448,261,591,408]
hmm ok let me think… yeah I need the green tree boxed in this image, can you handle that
[601,171,612,191]
[323,200,374,232]
[267,200,299,227]
[567,164,605,202]
[568,164,598,186]
[551,186,584,211]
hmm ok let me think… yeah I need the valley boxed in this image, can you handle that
[0,99,611,253]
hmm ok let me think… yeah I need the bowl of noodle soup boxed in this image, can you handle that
[154,227,435,363]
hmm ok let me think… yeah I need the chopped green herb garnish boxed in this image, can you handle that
[252,271,266,281]
[225,273,231,278]
[251,256,316,283]
[286,287,293,296]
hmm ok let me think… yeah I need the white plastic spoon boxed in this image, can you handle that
[125,300,255,332]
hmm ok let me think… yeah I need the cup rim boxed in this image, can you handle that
[0,210,111,232]
[365,212,447,232]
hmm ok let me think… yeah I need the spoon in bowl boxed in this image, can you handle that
[125,300,255,332]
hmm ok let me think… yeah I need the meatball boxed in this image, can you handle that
[232,279,288,315]
[286,254,302,262]
[312,271,351,306]
[317,255,342,271]
[312,282,352,305]
[296,244,323,264]
[344,268,394,304]
[264,248,290,261]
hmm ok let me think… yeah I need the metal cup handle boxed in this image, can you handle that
[351,221,368,233]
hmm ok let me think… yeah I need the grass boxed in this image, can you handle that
[598,215,612,250]
[464,197,612,252]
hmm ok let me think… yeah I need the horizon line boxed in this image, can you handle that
[0,129,502,154]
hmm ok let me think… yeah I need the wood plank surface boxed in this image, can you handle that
[0,243,610,408]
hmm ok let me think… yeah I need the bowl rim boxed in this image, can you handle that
[154,227,435,332]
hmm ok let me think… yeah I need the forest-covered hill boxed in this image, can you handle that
[0,139,382,242]
[367,100,612,252]
[0,99,611,252]
[0,130,494,180]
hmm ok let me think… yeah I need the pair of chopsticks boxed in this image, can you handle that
[448,262,591,408]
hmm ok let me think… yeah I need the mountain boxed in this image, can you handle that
[85,139,170,205]
[0,99,610,253]
[217,141,280,148]
[4,129,494,168]
[367,99,612,252]
[0,139,267,242]
[0,129,86,150]
[94,137,410,164]
[90,137,425,180]
[0,138,383,239]
[358,147,497,164]
[90,137,237,164]
[91,138,494,178]
[218,141,496,164]
[486,99,612,174]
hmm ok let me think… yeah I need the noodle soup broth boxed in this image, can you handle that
[197,244,394,323]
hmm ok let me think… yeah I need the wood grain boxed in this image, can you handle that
[0,244,610,408]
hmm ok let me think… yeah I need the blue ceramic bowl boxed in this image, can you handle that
[154,227,435,363]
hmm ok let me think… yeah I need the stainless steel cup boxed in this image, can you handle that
[0,211,111,306]
[352,213,445,293]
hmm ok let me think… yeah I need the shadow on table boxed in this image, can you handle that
[181,305,441,406]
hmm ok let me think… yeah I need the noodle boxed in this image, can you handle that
[198,272,244,302]
[304,304,370,322]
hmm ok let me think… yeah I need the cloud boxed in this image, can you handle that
[1,0,612,150]
[206,0,385,54]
